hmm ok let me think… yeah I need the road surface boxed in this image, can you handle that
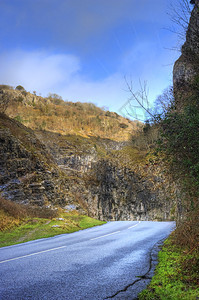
[0,221,175,299]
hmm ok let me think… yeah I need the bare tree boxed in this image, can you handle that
[120,0,195,123]
[167,0,192,40]
[119,78,155,122]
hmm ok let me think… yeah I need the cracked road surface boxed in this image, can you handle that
[0,221,175,299]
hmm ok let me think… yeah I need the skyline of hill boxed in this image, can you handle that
[0,84,141,141]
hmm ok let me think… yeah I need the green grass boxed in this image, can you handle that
[139,238,199,300]
[0,212,106,248]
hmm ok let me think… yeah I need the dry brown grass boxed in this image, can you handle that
[2,88,138,141]
[0,197,58,231]
[173,208,199,251]
[0,197,28,219]
[171,207,199,286]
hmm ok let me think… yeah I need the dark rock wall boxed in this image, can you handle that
[34,131,178,221]
[86,160,180,221]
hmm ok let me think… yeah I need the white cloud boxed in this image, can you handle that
[0,49,129,111]
[59,72,128,111]
[0,48,177,117]
[0,50,80,94]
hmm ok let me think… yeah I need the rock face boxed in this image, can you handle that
[0,114,179,221]
[87,161,172,221]
[34,131,180,221]
[173,2,199,107]
[0,113,72,208]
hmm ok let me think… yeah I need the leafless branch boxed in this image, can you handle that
[167,0,193,42]
[124,77,155,120]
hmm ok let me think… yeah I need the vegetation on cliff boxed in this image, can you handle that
[140,82,199,299]
[2,87,173,223]
[0,85,138,141]
[137,2,199,297]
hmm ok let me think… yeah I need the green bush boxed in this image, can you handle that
[15,85,26,92]
[16,96,24,103]
[158,103,199,185]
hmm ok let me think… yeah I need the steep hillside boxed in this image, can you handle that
[0,109,181,221]
[0,83,186,222]
[0,86,138,141]
[0,113,73,208]
[0,86,178,221]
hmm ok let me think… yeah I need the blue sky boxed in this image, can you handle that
[0,0,192,117]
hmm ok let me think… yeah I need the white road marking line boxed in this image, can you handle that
[0,246,67,264]
[90,231,121,241]
[128,221,141,229]
[1,222,141,263]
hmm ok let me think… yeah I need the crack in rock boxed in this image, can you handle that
[104,238,165,299]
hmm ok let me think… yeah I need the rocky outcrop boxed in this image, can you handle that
[86,160,182,221]
[86,161,168,221]
[34,131,179,221]
[0,113,73,208]
[0,114,181,221]
[173,2,199,107]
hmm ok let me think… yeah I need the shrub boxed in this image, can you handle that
[158,103,199,185]
[16,96,24,103]
[131,123,160,150]
[15,85,26,92]
[47,93,64,105]
[0,197,58,220]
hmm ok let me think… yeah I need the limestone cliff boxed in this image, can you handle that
[32,130,181,221]
[173,2,199,107]
[0,113,74,208]
[0,112,180,221]
[1,82,187,221]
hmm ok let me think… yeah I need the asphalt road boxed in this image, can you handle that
[0,221,175,300]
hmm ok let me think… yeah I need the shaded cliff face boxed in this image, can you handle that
[173,2,199,107]
[86,160,175,221]
[34,130,179,221]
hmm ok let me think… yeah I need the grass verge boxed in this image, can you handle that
[0,198,105,248]
[139,237,199,300]
[0,212,105,248]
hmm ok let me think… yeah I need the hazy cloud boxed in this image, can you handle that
[0,50,80,94]
[0,46,177,113]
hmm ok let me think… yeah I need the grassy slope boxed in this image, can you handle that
[139,237,199,300]
[0,205,105,248]
[139,208,199,299]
